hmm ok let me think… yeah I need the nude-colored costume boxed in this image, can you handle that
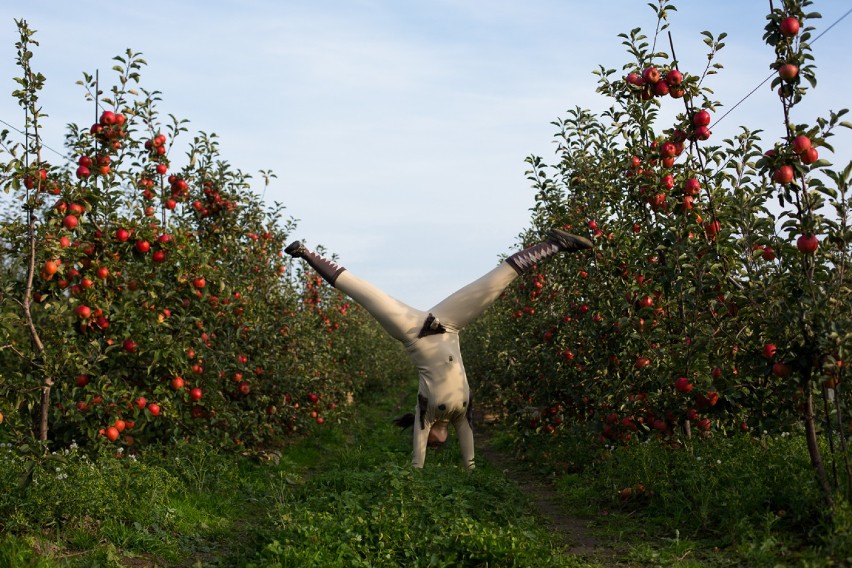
[286,231,589,469]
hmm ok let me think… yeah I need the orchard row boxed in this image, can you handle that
[464,1,849,507]
[0,27,407,453]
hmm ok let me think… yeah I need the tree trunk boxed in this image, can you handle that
[23,202,49,441]
[802,381,835,510]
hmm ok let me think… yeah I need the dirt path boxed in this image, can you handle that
[473,417,627,567]
[390,391,630,565]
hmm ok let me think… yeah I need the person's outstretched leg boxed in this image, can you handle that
[430,229,592,330]
[452,408,475,470]
[285,241,425,342]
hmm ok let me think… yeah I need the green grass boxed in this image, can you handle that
[511,425,852,567]
[0,387,585,566]
[2,386,849,566]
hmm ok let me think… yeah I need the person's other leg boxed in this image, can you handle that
[286,241,425,342]
[429,263,518,331]
[430,229,593,330]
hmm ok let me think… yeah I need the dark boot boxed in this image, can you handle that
[284,240,346,285]
[505,229,592,274]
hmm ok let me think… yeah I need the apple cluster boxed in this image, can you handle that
[144,133,168,158]
[761,133,818,188]
[625,66,685,101]
[776,16,801,86]
[89,110,128,151]
[75,153,113,179]
[191,179,238,218]
[144,133,170,180]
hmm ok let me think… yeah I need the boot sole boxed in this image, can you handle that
[549,229,593,250]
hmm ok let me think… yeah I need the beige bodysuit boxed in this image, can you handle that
[285,228,591,469]
[334,262,519,469]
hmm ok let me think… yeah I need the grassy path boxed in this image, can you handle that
[236,388,600,567]
[5,385,717,567]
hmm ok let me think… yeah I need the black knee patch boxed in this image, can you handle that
[417,394,429,430]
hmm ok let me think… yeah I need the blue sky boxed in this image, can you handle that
[2,1,850,308]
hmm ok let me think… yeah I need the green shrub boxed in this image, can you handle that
[555,431,851,563]
[0,444,176,534]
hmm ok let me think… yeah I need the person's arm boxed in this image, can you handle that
[453,412,475,470]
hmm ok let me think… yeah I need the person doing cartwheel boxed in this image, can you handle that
[285,229,592,469]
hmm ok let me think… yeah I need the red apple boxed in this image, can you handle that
[105,426,119,442]
[171,376,185,390]
[693,126,711,141]
[683,178,701,196]
[642,67,661,84]
[772,362,791,377]
[147,403,160,416]
[100,111,116,126]
[800,147,819,165]
[665,69,683,86]
[116,228,130,242]
[778,63,799,81]
[762,343,777,359]
[63,215,79,230]
[692,110,711,127]
[75,305,92,319]
[674,377,693,393]
[652,80,669,97]
[791,135,811,154]
[797,233,818,254]
[773,165,794,184]
[780,16,800,37]
[135,240,151,253]
[704,220,721,238]
[190,387,203,401]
